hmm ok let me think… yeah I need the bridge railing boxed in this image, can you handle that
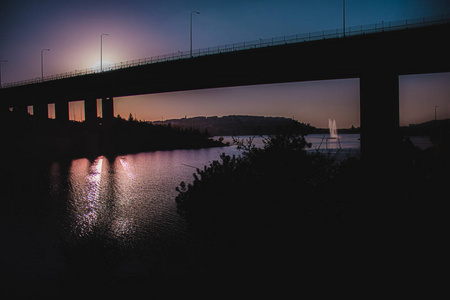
[2,14,449,89]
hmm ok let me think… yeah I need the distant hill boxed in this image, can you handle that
[152,115,315,136]
[400,119,450,136]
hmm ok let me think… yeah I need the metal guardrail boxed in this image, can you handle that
[2,14,449,89]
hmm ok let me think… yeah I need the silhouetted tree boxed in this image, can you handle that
[175,132,350,245]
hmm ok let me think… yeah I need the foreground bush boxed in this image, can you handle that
[175,133,353,245]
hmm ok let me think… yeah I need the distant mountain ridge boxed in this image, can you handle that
[152,115,315,136]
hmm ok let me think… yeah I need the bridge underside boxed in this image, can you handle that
[1,23,450,159]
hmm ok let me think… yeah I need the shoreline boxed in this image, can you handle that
[2,114,229,161]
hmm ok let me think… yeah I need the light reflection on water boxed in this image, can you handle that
[66,155,152,243]
[60,148,234,246]
[68,157,103,237]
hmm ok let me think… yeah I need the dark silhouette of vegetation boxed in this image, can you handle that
[175,131,358,279]
[176,132,350,242]
[175,127,449,280]
[154,114,360,135]
[1,111,226,159]
[153,115,316,136]
[113,114,225,154]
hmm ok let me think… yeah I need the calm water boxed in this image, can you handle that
[60,134,360,244]
[57,147,238,244]
[0,134,359,294]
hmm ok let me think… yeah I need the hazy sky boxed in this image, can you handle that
[1,0,449,128]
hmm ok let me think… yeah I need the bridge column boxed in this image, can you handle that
[32,101,49,148]
[12,104,29,119]
[360,72,399,161]
[30,101,51,153]
[55,100,69,126]
[101,97,115,153]
[54,100,71,153]
[85,98,97,125]
[33,101,48,126]
[7,104,29,136]
[85,97,99,156]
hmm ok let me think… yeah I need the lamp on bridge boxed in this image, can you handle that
[41,49,50,81]
[101,33,109,72]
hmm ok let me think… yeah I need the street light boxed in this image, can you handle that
[435,105,439,121]
[190,11,200,57]
[0,59,7,88]
[41,49,50,81]
[101,33,109,71]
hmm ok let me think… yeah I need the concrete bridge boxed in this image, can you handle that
[1,16,450,159]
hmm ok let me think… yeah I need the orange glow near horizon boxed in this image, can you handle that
[48,104,55,119]
[69,101,85,122]
[114,78,362,129]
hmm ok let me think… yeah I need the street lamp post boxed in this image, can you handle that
[101,33,109,71]
[0,59,7,88]
[190,11,200,57]
[41,49,50,81]
[343,0,346,37]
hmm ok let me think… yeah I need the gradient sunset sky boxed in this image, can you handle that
[1,0,449,128]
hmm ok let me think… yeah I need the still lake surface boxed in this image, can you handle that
[58,134,361,246]
[1,134,359,292]
[64,134,360,242]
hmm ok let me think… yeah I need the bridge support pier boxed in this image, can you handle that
[11,104,28,119]
[360,72,399,162]
[29,101,51,153]
[55,100,69,126]
[55,100,71,153]
[85,97,99,156]
[33,102,48,127]
[101,97,115,153]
